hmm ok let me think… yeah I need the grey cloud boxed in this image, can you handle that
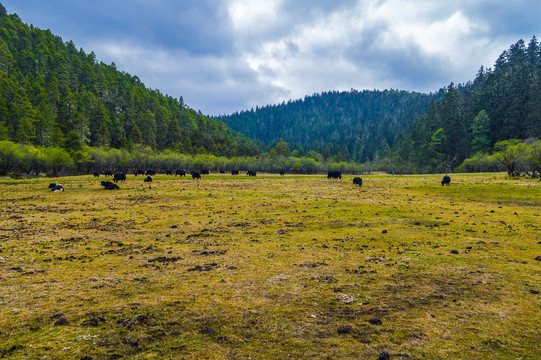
[2,0,541,115]
[3,0,235,56]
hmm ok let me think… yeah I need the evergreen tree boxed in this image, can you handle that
[155,105,169,150]
[471,110,491,153]
[136,109,156,148]
[428,128,446,171]
[273,139,290,157]
[130,124,142,145]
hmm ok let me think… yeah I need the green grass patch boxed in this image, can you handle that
[0,172,540,359]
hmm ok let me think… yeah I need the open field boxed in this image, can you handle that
[0,173,540,359]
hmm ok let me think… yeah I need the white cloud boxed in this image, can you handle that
[228,0,284,33]
[90,40,288,115]
[222,0,510,106]
[370,1,490,65]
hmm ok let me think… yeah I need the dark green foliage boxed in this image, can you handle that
[396,37,541,172]
[471,110,491,154]
[0,7,258,157]
[216,89,435,162]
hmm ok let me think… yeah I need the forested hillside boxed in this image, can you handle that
[216,90,436,162]
[1,0,539,176]
[394,37,541,172]
[0,4,258,157]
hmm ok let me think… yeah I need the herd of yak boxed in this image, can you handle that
[47,170,452,192]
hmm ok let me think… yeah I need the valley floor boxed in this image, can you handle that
[0,173,540,359]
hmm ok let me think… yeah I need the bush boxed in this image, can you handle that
[457,152,502,173]
[0,141,23,175]
[42,147,74,177]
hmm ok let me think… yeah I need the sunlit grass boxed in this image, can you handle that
[0,173,539,359]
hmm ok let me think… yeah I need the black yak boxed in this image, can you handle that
[50,184,64,192]
[101,181,119,190]
[327,171,342,179]
[113,172,126,183]
[441,175,451,186]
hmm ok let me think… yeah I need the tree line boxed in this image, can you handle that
[0,140,374,178]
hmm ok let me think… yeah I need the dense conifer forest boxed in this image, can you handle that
[216,90,437,162]
[0,4,257,157]
[394,37,541,172]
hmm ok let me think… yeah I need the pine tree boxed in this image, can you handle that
[428,128,446,171]
[130,125,142,145]
[273,139,290,157]
[155,106,170,150]
[471,110,491,153]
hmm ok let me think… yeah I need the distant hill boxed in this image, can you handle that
[216,89,436,162]
[218,37,541,171]
[0,3,258,157]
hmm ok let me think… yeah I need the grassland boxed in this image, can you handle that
[0,173,540,359]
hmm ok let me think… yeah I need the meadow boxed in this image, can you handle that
[0,173,540,359]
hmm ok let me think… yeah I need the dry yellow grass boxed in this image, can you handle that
[0,173,540,359]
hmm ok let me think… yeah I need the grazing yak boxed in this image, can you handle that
[279,170,285,176]
[327,171,342,179]
[93,172,100,177]
[145,169,156,176]
[219,170,225,174]
[247,170,257,176]
[49,183,64,192]
[353,177,363,187]
[201,169,210,175]
[143,176,153,182]
[191,170,201,179]
[134,169,145,176]
[104,170,113,177]
[441,175,451,186]
[166,169,172,175]
[113,172,126,183]
[231,170,239,175]
[175,169,186,176]
[101,181,119,190]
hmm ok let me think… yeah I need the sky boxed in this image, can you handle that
[2,1,540,115]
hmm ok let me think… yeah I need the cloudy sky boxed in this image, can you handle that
[2,1,540,115]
